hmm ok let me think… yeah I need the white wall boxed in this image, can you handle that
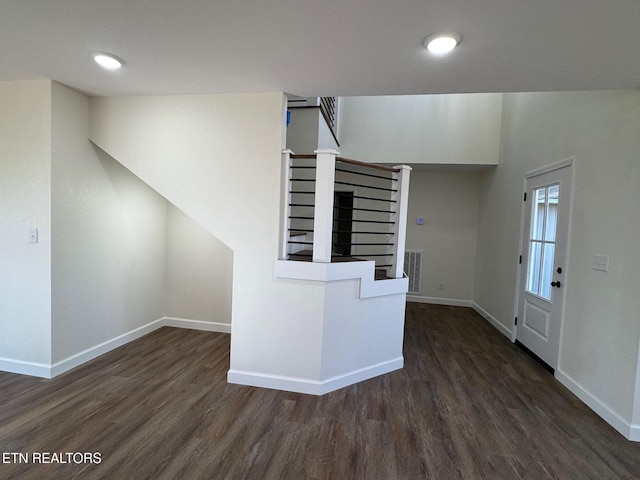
[286,108,320,154]
[89,92,329,382]
[50,82,168,364]
[165,204,233,325]
[337,94,503,165]
[406,170,481,304]
[0,82,275,377]
[0,80,52,367]
[286,107,339,154]
[321,279,404,380]
[474,90,640,429]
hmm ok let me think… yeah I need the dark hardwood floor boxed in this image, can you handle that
[2,303,640,479]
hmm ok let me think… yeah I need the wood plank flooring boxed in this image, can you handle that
[2,303,640,479]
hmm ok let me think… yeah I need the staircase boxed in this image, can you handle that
[276,149,411,299]
[89,92,410,396]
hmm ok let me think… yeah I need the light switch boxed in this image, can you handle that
[29,228,39,244]
[591,254,608,272]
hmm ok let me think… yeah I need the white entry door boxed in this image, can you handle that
[516,162,572,369]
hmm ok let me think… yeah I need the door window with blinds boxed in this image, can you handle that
[526,184,559,300]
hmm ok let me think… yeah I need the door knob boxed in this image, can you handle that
[551,281,561,288]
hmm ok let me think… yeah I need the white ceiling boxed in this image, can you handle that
[1,0,639,97]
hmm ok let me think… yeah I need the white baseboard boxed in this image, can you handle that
[2,317,232,379]
[406,295,472,307]
[471,302,513,340]
[228,356,404,396]
[0,357,51,378]
[51,318,166,377]
[164,317,231,334]
[555,369,638,442]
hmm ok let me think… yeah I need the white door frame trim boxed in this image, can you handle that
[523,157,575,180]
[512,157,575,356]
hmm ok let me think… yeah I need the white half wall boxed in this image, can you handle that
[337,93,503,166]
[229,273,406,395]
[321,279,405,380]
[0,80,52,366]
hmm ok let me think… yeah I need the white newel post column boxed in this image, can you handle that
[388,165,412,278]
[313,149,338,263]
[279,149,293,260]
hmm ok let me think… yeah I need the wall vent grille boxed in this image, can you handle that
[404,250,423,294]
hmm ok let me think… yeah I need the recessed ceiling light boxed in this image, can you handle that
[424,32,461,55]
[92,52,123,70]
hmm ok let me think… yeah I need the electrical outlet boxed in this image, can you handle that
[591,254,608,272]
